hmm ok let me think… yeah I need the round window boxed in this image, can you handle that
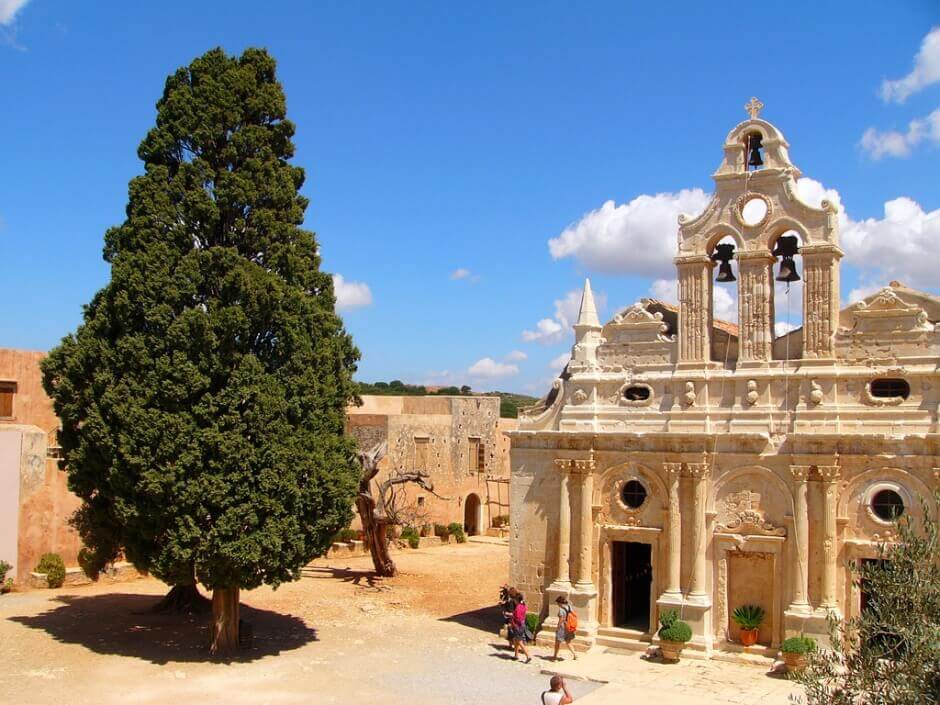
[621,480,647,509]
[871,489,904,522]
[741,197,768,226]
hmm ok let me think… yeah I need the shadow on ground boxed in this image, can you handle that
[439,605,503,634]
[8,592,317,664]
[301,565,384,589]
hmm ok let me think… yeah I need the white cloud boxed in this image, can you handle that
[548,189,711,278]
[505,350,528,361]
[467,357,519,379]
[797,177,940,291]
[860,108,940,159]
[548,352,570,372]
[450,267,479,282]
[522,288,608,345]
[0,0,29,25]
[774,321,797,337]
[880,27,940,103]
[332,274,373,311]
[846,284,882,306]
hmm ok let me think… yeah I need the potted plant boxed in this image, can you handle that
[657,609,692,662]
[731,604,765,647]
[780,636,816,674]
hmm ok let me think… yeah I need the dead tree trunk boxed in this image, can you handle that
[209,587,240,657]
[354,441,449,578]
[356,441,397,577]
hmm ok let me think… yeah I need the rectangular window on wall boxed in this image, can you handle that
[414,437,429,470]
[477,441,486,472]
[467,438,479,473]
[0,382,15,418]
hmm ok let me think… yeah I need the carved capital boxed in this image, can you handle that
[553,459,574,474]
[685,462,711,480]
[663,462,684,477]
[673,254,713,267]
[815,465,841,482]
[570,458,596,475]
[789,465,811,482]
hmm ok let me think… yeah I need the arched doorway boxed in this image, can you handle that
[464,493,482,536]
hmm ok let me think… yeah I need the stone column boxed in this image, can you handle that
[574,459,596,589]
[550,459,572,588]
[800,245,843,359]
[675,255,713,364]
[663,462,683,596]
[788,465,811,611]
[817,465,841,608]
[686,462,711,600]
[736,252,775,363]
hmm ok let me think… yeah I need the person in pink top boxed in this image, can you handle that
[509,593,532,663]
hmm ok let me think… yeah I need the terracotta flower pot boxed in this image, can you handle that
[740,627,759,647]
[783,651,807,673]
[659,640,686,662]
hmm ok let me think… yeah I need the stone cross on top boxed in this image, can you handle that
[745,96,764,119]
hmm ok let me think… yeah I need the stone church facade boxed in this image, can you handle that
[508,101,939,658]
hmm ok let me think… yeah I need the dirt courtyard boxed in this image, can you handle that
[0,542,599,705]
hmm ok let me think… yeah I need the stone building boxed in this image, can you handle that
[346,395,514,535]
[508,100,939,658]
[0,349,82,585]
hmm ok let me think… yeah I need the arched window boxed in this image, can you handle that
[709,235,739,365]
[771,230,804,360]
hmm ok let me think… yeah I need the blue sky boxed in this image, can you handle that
[1,1,938,394]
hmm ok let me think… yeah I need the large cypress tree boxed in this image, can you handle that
[41,47,361,655]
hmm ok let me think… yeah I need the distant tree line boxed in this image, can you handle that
[354,381,536,419]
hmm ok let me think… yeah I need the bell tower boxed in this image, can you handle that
[676,98,842,367]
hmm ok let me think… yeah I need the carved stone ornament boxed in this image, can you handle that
[683,381,696,407]
[572,388,589,405]
[597,476,647,527]
[613,302,662,325]
[745,379,759,406]
[809,379,823,405]
[733,192,773,229]
[715,489,786,536]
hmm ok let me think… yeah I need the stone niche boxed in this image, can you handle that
[726,551,774,645]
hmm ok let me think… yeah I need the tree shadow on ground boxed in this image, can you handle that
[8,592,317,665]
[301,565,384,589]
[440,605,503,634]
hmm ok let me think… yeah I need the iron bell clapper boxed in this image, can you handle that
[747,134,764,168]
[773,235,801,283]
[711,243,737,283]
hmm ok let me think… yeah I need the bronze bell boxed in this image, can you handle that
[711,243,737,283]
[747,133,764,168]
[773,235,801,283]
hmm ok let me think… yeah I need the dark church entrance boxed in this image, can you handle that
[611,541,652,632]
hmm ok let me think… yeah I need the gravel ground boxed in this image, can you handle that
[0,542,599,705]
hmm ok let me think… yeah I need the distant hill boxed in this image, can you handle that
[354,380,537,418]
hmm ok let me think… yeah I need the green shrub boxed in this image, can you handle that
[447,522,466,543]
[36,553,66,588]
[1,578,12,594]
[332,528,359,543]
[781,636,817,654]
[732,604,765,630]
[400,526,420,549]
[658,609,692,643]
[525,612,541,635]
[0,560,10,583]
[492,515,510,528]
[433,523,450,539]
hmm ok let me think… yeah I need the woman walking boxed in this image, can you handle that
[509,593,532,663]
[551,596,578,661]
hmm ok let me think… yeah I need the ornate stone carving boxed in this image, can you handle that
[733,192,772,229]
[745,379,759,406]
[572,388,588,405]
[685,462,710,479]
[862,377,907,407]
[809,379,823,405]
[815,465,841,482]
[789,465,811,482]
[683,381,696,407]
[715,489,786,536]
[618,382,654,408]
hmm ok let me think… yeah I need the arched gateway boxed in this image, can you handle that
[506,99,940,659]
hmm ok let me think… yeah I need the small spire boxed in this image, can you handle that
[575,278,601,328]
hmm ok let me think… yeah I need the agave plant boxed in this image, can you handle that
[732,604,766,630]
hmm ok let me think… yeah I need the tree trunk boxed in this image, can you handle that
[356,494,397,577]
[151,582,210,614]
[209,587,240,657]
